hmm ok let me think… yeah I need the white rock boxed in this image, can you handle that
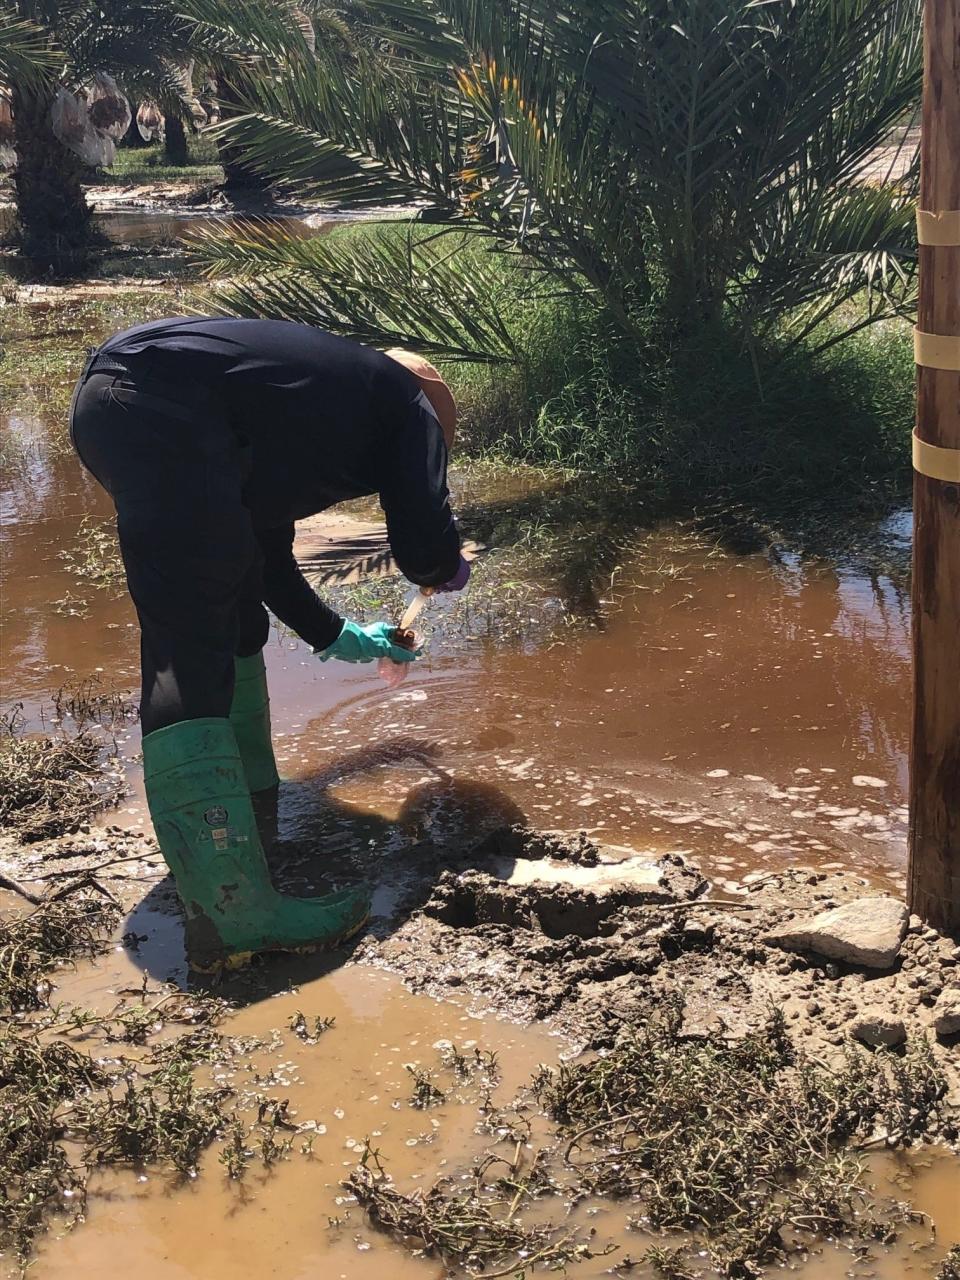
[764,896,908,968]
[850,1012,907,1048]
[852,775,887,788]
[932,989,960,1038]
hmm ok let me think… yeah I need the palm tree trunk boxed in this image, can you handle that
[216,77,269,193]
[11,82,97,276]
[123,105,150,148]
[164,112,189,165]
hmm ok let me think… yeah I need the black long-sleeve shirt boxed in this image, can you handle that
[99,317,461,650]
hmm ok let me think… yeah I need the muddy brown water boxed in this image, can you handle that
[2,287,958,1276]
[13,927,960,1280]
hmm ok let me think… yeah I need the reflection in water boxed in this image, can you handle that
[0,205,331,249]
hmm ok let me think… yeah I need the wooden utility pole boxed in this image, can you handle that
[908,0,960,932]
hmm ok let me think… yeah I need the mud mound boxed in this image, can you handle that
[359,856,960,1132]
[471,824,605,865]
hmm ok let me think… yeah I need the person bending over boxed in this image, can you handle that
[70,317,470,971]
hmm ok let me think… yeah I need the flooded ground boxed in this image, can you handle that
[0,204,314,247]
[27,953,564,1280]
[2,267,958,1279]
[17,945,960,1280]
[9,914,958,1280]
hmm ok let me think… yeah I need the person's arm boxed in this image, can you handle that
[378,389,461,587]
[255,523,344,651]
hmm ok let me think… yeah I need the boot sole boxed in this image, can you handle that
[188,908,370,976]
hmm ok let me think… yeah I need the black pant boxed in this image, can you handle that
[70,358,270,735]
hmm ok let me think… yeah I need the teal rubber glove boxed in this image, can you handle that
[319,620,420,664]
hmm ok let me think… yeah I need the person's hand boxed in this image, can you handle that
[319,620,421,664]
[434,554,471,593]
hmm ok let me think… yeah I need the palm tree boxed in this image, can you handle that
[1,0,203,273]
[0,0,304,274]
[190,0,921,362]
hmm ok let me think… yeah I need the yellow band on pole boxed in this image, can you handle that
[914,328,960,370]
[913,431,960,483]
[917,209,960,245]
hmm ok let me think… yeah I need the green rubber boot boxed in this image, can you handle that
[230,652,280,848]
[142,717,369,972]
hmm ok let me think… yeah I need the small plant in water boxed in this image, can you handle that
[220,1122,253,1180]
[440,1042,501,1084]
[58,515,125,592]
[51,676,138,731]
[406,1064,446,1109]
[288,1011,336,1042]
[644,1246,698,1280]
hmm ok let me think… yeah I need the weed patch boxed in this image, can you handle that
[75,1070,232,1173]
[349,1001,946,1279]
[0,891,119,1014]
[0,705,123,842]
[534,1001,943,1275]
[0,887,318,1265]
[0,1030,106,1263]
[0,1015,245,1265]
[346,1141,611,1275]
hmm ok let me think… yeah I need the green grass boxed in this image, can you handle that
[99,136,224,188]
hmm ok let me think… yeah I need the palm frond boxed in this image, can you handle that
[56,0,199,84]
[174,0,315,66]
[188,219,520,362]
[0,5,62,88]
[216,46,474,208]
[741,181,918,347]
